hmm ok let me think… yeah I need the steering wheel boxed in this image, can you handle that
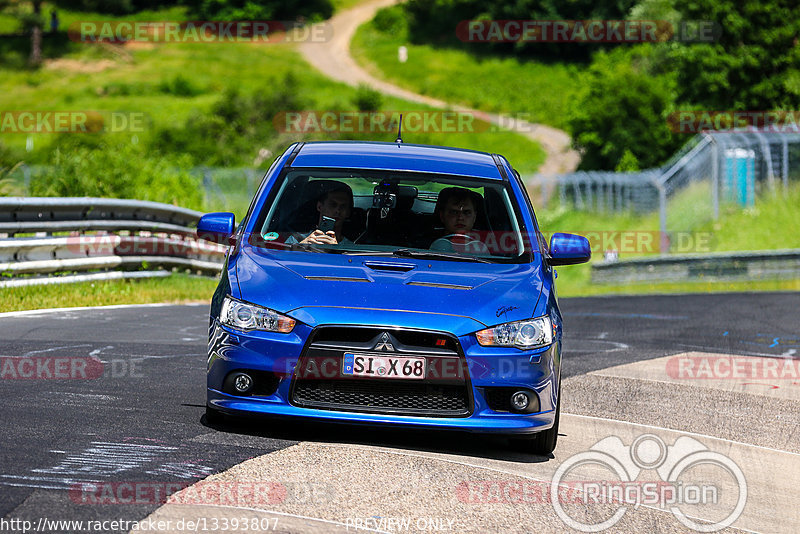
[442,233,482,247]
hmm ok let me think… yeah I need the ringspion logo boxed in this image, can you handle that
[551,434,747,532]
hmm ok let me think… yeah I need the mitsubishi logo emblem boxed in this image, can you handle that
[374,332,395,351]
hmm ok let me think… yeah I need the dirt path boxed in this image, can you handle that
[297,0,580,178]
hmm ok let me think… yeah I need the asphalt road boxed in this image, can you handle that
[0,293,798,533]
[0,304,297,530]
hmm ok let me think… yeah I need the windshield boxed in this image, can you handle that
[248,169,534,262]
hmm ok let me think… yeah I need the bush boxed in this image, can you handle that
[615,149,641,172]
[153,73,306,166]
[195,0,333,22]
[158,74,203,97]
[0,141,20,169]
[28,138,203,209]
[353,84,383,112]
[0,163,21,196]
[373,5,407,36]
[0,142,24,195]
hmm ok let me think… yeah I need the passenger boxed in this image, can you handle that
[287,183,354,245]
[430,187,489,254]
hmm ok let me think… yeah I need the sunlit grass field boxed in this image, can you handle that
[0,4,545,174]
[540,183,800,295]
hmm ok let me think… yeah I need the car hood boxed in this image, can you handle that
[235,247,544,334]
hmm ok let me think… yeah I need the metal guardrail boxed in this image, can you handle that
[6,165,263,216]
[591,249,800,284]
[0,197,226,287]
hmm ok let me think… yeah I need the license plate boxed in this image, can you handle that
[342,353,426,380]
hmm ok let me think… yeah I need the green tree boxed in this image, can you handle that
[195,0,333,22]
[615,149,640,171]
[403,0,639,60]
[29,0,42,64]
[670,0,800,109]
[53,1,178,15]
[3,0,47,65]
[568,47,680,170]
[5,0,182,66]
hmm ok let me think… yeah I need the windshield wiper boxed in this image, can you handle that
[337,249,396,256]
[391,248,493,263]
[290,243,346,254]
[331,248,494,263]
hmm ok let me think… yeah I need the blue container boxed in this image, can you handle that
[724,148,755,207]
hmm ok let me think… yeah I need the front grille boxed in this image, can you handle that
[311,326,459,352]
[289,326,472,417]
[292,379,469,416]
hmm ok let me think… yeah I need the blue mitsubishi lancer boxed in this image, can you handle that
[197,140,590,454]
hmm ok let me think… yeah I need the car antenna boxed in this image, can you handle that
[395,114,403,143]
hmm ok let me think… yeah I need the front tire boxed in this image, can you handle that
[510,394,560,455]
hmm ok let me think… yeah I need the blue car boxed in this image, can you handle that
[197,141,590,454]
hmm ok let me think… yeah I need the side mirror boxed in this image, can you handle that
[549,232,591,266]
[197,212,235,244]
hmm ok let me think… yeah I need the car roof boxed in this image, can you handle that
[290,141,506,180]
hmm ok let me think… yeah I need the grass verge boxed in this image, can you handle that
[555,262,800,298]
[540,183,800,296]
[1,273,217,313]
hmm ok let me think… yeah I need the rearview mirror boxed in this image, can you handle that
[549,232,591,266]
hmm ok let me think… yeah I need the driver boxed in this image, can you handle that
[430,187,489,254]
[287,183,354,245]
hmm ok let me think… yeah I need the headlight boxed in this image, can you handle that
[475,316,554,350]
[220,296,296,333]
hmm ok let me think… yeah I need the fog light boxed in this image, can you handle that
[511,391,530,411]
[233,373,253,393]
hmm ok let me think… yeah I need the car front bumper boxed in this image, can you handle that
[206,320,560,436]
